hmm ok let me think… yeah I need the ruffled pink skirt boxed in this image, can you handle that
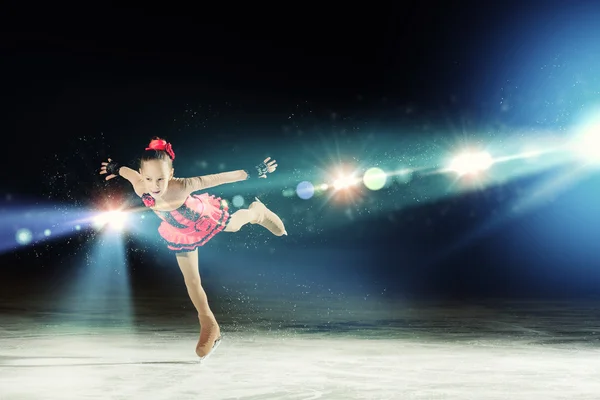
[157,193,230,252]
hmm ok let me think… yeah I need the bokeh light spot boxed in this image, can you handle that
[296,181,315,200]
[232,195,245,208]
[15,228,33,245]
[363,167,387,191]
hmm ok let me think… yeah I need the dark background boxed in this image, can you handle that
[2,1,600,318]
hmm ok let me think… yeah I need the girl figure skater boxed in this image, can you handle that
[99,137,287,360]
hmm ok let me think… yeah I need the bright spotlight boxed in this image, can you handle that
[333,176,356,190]
[573,125,600,164]
[448,151,494,176]
[93,211,129,231]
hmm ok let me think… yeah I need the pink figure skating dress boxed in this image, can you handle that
[132,172,244,252]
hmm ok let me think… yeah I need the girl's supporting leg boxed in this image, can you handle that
[175,249,220,357]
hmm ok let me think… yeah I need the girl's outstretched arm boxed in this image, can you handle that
[179,170,249,193]
[100,159,143,192]
[179,157,278,194]
[118,167,143,186]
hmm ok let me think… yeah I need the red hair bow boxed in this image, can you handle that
[146,139,175,160]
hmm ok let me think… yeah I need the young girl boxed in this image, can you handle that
[99,137,287,360]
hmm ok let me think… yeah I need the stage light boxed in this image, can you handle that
[573,125,600,164]
[92,211,129,231]
[333,176,357,190]
[448,151,494,176]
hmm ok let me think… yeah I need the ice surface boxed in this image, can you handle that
[1,299,600,399]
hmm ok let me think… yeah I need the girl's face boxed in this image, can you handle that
[140,159,173,198]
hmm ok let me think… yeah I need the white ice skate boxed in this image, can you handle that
[249,197,287,236]
[198,336,222,364]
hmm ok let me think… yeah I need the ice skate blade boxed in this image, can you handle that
[198,336,222,364]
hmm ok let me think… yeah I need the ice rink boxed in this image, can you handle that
[2,297,600,399]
